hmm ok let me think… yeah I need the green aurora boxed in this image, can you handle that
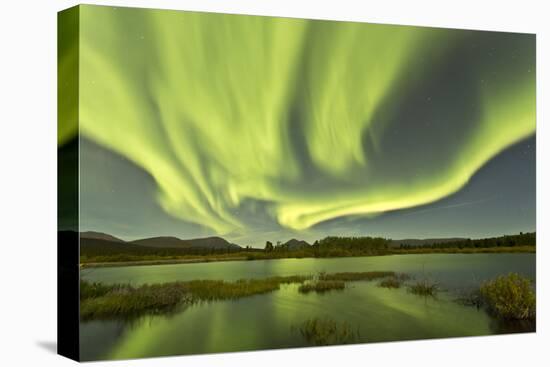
[59,6,536,244]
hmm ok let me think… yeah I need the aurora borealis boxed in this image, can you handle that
[59,5,536,245]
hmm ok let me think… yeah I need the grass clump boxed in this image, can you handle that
[378,273,410,289]
[296,318,360,346]
[298,271,397,293]
[80,275,310,320]
[80,280,117,299]
[408,279,438,297]
[298,280,345,294]
[378,277,401,289]
[79,271,406,320]
[479,273,535,320]
[185,275,310,301]
[80,283,191,320]
[319,271,395,281]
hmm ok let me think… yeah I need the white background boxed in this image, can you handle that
[0,0,548,366]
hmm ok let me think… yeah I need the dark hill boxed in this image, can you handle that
[80,237,241,260]
[80,231,125,243]
[132,236,240,249]
[80,238,147,257]
[183,236,240,249]
[79,232,241,260]
[131,236,191,249]
[284,238,310,250]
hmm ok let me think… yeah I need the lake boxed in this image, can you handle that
[80,253,535,360]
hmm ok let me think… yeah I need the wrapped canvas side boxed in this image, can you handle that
[57,5,80,362]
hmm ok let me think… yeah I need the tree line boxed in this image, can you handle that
[397,232,536,250]
[264,236,391,257]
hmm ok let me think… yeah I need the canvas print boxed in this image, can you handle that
[58,4,536,362]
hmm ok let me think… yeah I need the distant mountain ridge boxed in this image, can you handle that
[132,236,240,249]
[131,236,190,248]
[80,231,522,251]
[80,231,240,250]
[80,231,125,243]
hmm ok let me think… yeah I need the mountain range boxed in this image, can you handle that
[74,231,534,261]
[80,231,241,250]
[79,231,470,254]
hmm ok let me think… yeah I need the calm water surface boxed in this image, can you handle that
[80,254,535,360]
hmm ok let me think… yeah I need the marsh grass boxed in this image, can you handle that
[80,283,192,320]
[378,273,411,289]
[319,271,395,281]
[185,275,310,301]
[408,279,439,297]
[80,275,310,320]
[296,318,360,346]
[80,271,402,320]
[80,280,118,299]
[378,277,402,289]
[479,273,535,320]
[298,280,345,294]
[298,271,396,294]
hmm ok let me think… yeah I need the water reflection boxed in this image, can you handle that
[80,254,535,360]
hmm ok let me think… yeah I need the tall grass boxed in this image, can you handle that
[408,279,438,296]
[80,271,401,320]
[298,280,345,294]
[80,280,117,299]
[298,271,395,294]
[479,273,535,320]
[378,273,410,289]
[378,277,401,289]
[81,283,191,320]
[296,318,360,346]
[184,276,310,301]
[319,271,395,281]
[80,275,310,320]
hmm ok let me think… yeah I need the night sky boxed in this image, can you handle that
[59,6,536,246]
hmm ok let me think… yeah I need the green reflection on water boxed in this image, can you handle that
[80,254,535,360]
[91,284,491,360]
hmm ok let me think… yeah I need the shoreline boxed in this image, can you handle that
[80,246,535,269]
[80,256,249,268]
